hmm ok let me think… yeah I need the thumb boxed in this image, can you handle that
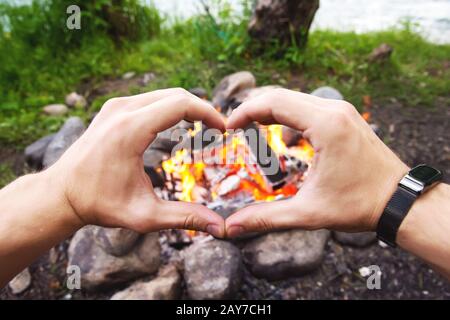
[225,197,310,238]
[153,200,226,238]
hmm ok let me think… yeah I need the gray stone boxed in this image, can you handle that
[42,103,69,116]
[282,126,302,147]
[140,72,156,86]
[110,264,181,300]
[24,134,55,169]
[122,71,136,80]
[189,87,208,99]
[93,227,140,256]
[231,85,280,104]
[242,229,330,280]
[68,226,160,291]
[150,121,194,152]
[43,117,85,167]
[65,92,87,109]
[8,268,31,294]
[143,148,169,169]
[184,239,243,300]
[212,71,256,109]
[333,231,377,248]
[369,43,393,62]
[311,86,344,100]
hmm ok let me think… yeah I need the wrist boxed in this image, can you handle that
[35,168,85,231]
[397,183,450,258]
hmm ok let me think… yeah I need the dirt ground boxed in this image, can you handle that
[1,94,449,300]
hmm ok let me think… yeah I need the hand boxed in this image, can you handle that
[48,88,226,237]
[225,88,409,238]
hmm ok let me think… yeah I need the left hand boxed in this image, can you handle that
[48,88,226,237]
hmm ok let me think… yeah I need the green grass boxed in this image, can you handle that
[1,2,449,151]
[0,164,16,188]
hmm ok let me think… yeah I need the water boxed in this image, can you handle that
[149,0,450,44]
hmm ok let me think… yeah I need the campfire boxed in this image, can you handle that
[158,118,314,237]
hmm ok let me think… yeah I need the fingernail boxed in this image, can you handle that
[227,225,244,238]
[206,224,223,238]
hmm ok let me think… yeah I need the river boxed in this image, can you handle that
[149,0,450,44]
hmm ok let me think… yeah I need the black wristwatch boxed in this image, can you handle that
[376,164,443,247]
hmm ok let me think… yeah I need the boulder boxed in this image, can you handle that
[122,71,136,80]
[42,104,69,116]
[43,117,85,168]
[93,227,140,256]
[68,226,160,291]
[369,43,393,62]
[282,126,302,147]
[311,86,344,100]
[24,134,55,170]
[110,264,181,300]
[184,239,243,300]
[189,87,208,99]
[65,92,87,109]
[212,71,256,110]
[242,229,329,280]
[150,121,194,152]
[333,231,377,248]
[248,0,319,48]
[8,268,31,294]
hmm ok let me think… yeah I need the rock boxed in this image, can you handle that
[143,148,169,169]
[242,229,330,280]
[184,239,243,300]
[150,121,194,152]
[311,86,344,100]
[282,126,301,147]
[370,123,382,138]
[231,85,280,105]
[122,71,136,80]
[189,87,208,99]
[93,227,140,256]
[212,71,256,110]
[8,268,31,294]
[333,231,377,248]
[369,43,393,62]
[65,92,87,109]
[68,226,160,290]
[143,148,169,188]
[140,72,156,86]
[43,117,85,167]
[110,264,181,300]
[24,134,55,170]
[42,103,69,116]
[248,0,319,48]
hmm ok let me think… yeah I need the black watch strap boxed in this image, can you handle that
[376,186,417,247]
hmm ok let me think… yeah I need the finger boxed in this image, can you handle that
[225,198,310,238]
[226,89,320,132]
[154,200,225,238]
[133,93,226,135]
[125,88,194,111]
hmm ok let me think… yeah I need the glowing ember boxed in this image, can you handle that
[161,124,314,205]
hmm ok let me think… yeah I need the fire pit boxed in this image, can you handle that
[65,72,375,300]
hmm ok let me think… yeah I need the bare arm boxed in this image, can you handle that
[225,88,450,279]
[0,88,226,287]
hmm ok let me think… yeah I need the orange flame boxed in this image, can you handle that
[161,124,315,209]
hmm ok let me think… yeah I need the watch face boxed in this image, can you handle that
[409,165,442,185]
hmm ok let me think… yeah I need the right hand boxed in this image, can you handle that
[225,88,409,238]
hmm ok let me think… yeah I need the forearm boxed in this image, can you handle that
[397,183,450,279]
[0,169,83,287]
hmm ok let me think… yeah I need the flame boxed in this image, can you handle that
[362,111,371,122]
[267,124,287,154]
[161,123,315,213]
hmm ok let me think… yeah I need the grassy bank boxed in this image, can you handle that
[0,2,449,156]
